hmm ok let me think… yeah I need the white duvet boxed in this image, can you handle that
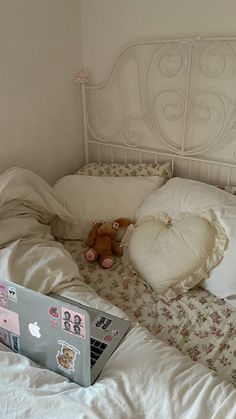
[0,168,236,419]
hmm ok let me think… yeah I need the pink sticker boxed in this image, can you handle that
[62,307,86,339]
[0,306,20,335]
[0,284,8,308]
[50,319,59,328]
[48,305,60,319]
[104,335,112,342]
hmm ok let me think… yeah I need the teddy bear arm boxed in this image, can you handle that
[111,240,123,257]
[85,223,102,247]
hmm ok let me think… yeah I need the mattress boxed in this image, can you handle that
[62,238,236,386]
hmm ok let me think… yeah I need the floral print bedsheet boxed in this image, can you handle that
[62,239,236,386]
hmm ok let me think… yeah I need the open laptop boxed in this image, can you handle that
[0,279,130,387]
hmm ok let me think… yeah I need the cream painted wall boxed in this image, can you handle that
[0,0,83,184]
[2,1,236,183]
[81,0,236,82]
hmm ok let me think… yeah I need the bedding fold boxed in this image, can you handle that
[0,167,76,223]
[0,167,81,292]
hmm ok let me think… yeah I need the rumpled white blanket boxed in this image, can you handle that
[0,168,236,419]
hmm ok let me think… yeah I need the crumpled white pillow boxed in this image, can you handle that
[136,177,236,300]
[51,175,164,239]
[123,210,227,300]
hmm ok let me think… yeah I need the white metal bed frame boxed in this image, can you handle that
[77,36,236,185]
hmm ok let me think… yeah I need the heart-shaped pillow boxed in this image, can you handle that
[125,210,227,300]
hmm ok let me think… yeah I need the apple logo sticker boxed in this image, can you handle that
[28,322,41,338]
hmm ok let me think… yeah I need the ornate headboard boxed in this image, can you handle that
[77,36,236,185]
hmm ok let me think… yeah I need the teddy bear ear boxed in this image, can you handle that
[112,221,119,230]
[114,218,134,228]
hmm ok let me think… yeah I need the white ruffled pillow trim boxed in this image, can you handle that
[122,209,228,301]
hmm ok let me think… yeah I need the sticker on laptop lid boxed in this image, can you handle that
[7,286,17,302]
[61,307,86,339]
[0,328,9,346]
[112,330,120,337]
[0,306,20,335]
[50,319,59,328]
[94,315,114,331]
[48,305,60,319]
[56,340,80,374]
[0,284,8,308]
[103,335,112,342]
[10,333,20,352]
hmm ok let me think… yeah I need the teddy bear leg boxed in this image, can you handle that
[84,248,98,262]
[99,254,114,269]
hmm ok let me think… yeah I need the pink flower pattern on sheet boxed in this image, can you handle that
[61,239,236,386]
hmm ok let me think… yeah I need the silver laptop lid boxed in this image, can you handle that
[0,279,91,387]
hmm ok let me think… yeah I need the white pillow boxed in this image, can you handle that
[125,211,227,300]
[136,177,236,299]
[51,175,164,239]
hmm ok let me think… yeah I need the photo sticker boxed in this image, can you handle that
[56,340,80,374]
[0,284,8,308]
[62,307,86,339]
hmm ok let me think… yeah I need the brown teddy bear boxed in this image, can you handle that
[84,217,133,268]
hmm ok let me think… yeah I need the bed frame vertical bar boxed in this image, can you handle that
[228,167,232,185]
[171,157,175,176]
[81,83,89,163]
[207,163,212,184]
[188,160,192,178]
[181,41,193,155]
[110,147,114,163]
[97,144,101,162]
[124,150,127,164]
